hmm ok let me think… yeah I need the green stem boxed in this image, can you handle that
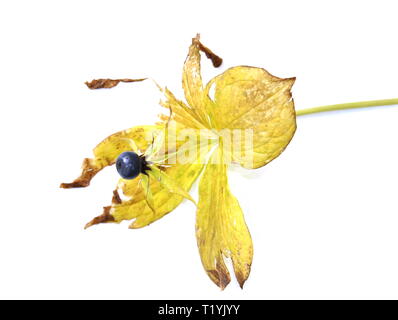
[296,98,398,116]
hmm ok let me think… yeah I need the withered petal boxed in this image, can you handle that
[196,149,253,289]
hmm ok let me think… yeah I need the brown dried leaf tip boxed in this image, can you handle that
[193,34,223,68]
[60,158,99,188]
[85,78,147,89]
[84,206,115,229]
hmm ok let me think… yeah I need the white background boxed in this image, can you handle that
[1,0,398,299]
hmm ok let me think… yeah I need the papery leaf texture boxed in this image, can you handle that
[62,34,296,289]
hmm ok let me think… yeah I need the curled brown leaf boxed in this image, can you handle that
[60,158,99,188]
[193,34,223,68]
[85,78,147,89]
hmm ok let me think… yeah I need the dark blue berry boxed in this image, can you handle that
[116,152,141,179]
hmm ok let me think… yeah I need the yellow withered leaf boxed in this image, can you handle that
[140,174,155,214]
[60,125,159,188]
[159,85,208,130]
[148,166,197,205]
[196,148,253,289]
[181,36,215,129]
[84,163,203,229]
[109,162,203,229]
[205,67,296,169]
[61,123,203,229]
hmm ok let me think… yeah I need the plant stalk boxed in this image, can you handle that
[296,98,398,116]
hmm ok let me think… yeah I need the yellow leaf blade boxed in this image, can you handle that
[68,123,203,229]
[148,166,196,205]
[159,87,208,130]
[182,35,223,129]
[182,36,207,126]
[196,149,253,289]
[140,174,155,214]
[205,66,296,169]
[60,125,159,188]
[91,163,204,229]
